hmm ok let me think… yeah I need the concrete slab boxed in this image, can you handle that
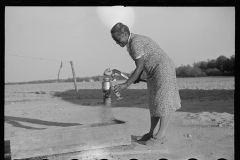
[7,119,131,160]
[45,135,168,160]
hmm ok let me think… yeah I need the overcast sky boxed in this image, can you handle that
[5,7,235,82]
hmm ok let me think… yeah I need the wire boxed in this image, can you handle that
[5,53,71,63]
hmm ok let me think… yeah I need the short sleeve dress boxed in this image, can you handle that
[127,33,181,117]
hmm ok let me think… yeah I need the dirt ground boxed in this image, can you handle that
[4,87,234,160]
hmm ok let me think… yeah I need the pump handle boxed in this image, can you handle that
[111,69,147,83]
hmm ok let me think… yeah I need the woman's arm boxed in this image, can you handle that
[125,56,144,87]
[114,56,144,92]
[114,38,145,92]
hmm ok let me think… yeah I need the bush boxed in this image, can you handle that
[222,71,234,76]
[205,68,222,76]
[189,67,206,77]
[176,66,206,77]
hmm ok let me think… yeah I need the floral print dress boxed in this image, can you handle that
[127,33,181,117]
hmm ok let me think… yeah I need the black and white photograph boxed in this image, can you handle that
[5,6,234,160]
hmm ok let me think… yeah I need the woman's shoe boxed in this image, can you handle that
[144,136,168,146]
[137,133,153,141]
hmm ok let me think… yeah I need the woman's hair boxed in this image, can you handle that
[110,22,130,35]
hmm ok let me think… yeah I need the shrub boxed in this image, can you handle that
[176,66,206,77]
[222,71,234,76]
[190,67,206,77]
[205,68,222,76]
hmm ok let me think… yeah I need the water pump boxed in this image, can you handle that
[102,68,147,105]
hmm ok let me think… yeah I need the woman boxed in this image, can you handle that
[111,22,181,146]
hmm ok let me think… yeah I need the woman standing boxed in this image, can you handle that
[111,22,181,146]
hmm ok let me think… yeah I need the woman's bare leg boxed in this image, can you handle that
[137,116,160,141]
[149,117,160,136]
[154,113,171,139]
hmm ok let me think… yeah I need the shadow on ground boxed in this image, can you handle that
[51,89,234,114]
[5,116,82,130]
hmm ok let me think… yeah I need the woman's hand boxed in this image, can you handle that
[133,78,140,84]
[114,83,128,92]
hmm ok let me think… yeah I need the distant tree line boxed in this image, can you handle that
[176,55,234,77]
[5,55,234,85]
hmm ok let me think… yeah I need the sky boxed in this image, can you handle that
[5,7,235,83]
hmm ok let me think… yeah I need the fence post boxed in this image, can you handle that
[70,61,80,99]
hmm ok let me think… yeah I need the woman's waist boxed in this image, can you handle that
[143,55,175,78]
[143,52,173,66]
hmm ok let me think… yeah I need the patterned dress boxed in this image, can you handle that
[127,33,181,117]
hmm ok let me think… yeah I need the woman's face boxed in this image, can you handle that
[111,32,128,47]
